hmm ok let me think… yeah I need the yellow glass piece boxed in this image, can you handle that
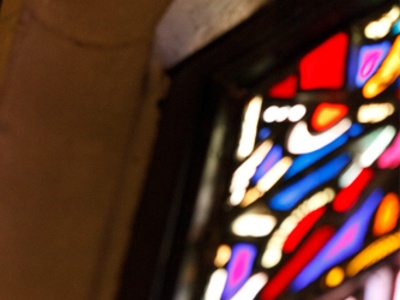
[363,36,400,98]
[241,187,263,207]
[240,156,292,207]
[373,193,400,236]
[325,267,345,287]
[346,231,400,277]
[214,244,231,267]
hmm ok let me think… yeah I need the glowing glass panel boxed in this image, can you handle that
[236,96,263,159]
[241,157,293,207]
[229,140,273,205]
[346,231,400,277]
[256,156,292,194]
[285,134,348,179]
[325,266,345,287]
[351,125,396,168]
[365,5,400,39]
[311,103,349,132]
[288,104,307,122]
[269,154,350,211]
[204,269,227,300]
[222,243,257,300]
[283,207,326,253]
[363,36,400,98]
[230,273,268,300]
[262,188,335,268]
[291,189,384,291]
[378,132,400,169]
[360,126,396,167]
[198,9,400,300]
[286,118,352,154]
[339,163,363,188]
[260,226,334,300]
[300,33,348,90]
[231,213,277,237]
[268,75,297,98]
[356,42,391,87]
[393,19,400,34]
[348,123,364,137]
[263,105,306,123]
[214,245,232,267]
[258,127,271,140]
[365,19,392,39]
[357,102,395,123]
[394,270,400,300]
[373,193,400,236]
[332,168,374,212]
[364,267,393,300]
[251,145,283,183]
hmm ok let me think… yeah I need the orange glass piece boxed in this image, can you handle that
[346,231,400,277]
[373,192,400,236]
[268,75,297,99]
[311,103,349,132]
[363,36,400,99]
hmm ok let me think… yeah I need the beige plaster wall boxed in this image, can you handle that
[155,0,269,66]
[0,0,170,299]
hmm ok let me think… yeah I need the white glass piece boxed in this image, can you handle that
[288,104,307,122]
[231,272,268,300]
[364,267,392,300]
[203,269,227,300]
[232,214,277,237]
[286,118,351,154]
[237,96,263,160]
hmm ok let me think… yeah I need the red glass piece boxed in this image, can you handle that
[268,75,297,99]
[283,207,326,253]
[260,226,335,300]
[311,103,348,132]
[300,33,348,90]
[333,168,374,212]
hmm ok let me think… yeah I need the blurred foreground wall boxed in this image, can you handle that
[0,0,171,299]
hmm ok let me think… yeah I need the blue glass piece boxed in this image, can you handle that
[222,243,257,300]
[396,77,400,89]
[291,189,384,292]
[258,127,271,140]
[251,145,282,184]
[347,45,360,88]
[348,123,363,137]
[285,134,348,179]
[269,154,351,211]
[356,42,391,87]
[392,20,400,35]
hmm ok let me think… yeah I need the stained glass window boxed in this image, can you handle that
[199,5,400,300]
